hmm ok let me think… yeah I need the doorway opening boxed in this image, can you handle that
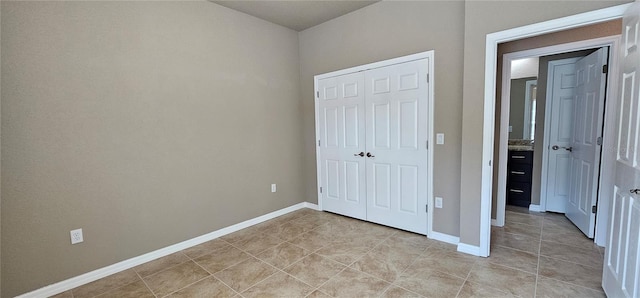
[479,5,631,257]
[494,37,617,248]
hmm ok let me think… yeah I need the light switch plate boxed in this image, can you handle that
[436,133,445,145]
[435,197,443,208]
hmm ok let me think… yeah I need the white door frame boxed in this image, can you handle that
[496,37,618,232]
[480,3,630,257]
[314,50,435,237]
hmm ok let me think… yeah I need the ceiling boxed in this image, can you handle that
[210,1,380,31]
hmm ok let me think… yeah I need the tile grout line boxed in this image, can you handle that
[534,213,544,298]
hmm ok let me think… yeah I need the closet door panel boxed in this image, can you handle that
[365,59,429,235]
[318,73,367,220]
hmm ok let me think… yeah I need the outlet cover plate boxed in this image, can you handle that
[271,184,277,193]
[70,228,83,244]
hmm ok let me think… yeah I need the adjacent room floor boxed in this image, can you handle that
[52,207,605,297]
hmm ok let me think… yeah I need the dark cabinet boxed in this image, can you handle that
[507,150,533,207]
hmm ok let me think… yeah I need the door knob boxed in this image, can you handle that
[366,152,375,158]
[552,145,573,152]
[354,152,365,157]
[631,189,640,195]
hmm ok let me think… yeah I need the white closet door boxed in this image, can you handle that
[317,72,367,220]
[364,59,429,235]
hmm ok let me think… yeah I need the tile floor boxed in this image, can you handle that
[51,207,606,297]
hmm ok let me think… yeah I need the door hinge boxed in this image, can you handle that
[426,141,429,150]
[320,187,323,194]
[427,74,430,83]
[316,91,319,98]
[597,136,603,145]
[592,205,597,213]
[318,140,321,147]
[602,64,608,74]
[425,205,428,213]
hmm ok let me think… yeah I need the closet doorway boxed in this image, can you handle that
[314,51,434,235]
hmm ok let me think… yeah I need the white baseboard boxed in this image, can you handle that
[528,204,542,212]
[491,219,498,226]
[17,202,313,298]
[429,231,460,245]
[302,202,320,210]
[457,242,482,256]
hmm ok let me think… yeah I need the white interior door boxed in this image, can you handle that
[364,59,429,235]
[317,72,367,220]
[603,3,640,296]
[566,47,608,238]
[544,58,580,213]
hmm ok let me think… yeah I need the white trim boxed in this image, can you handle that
[303,202,320,211]
[481,3,630,257]
[457,243,482,256]
[429,231,460,245]
[528,204,543,212]
[17,202,314,298]
[314,50,436,238]
[491,219,501,227]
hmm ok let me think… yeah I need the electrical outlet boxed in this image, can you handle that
[271,184,277,193]
[435,197,443,208]
[70,228,83,244]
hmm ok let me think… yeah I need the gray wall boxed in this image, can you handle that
[299,1,465,237]
[1,2,302,296]
[460,0,629,246]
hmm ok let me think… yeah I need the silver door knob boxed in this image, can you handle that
[631,189,640,195]
[354,152,365,157]
[552,145,573,152]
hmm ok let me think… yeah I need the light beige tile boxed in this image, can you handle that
[50,290,74,298]
[213,257,278,292]
[72,269,140,298]
[502,221,542,238]
[181,239,229,259]
[542,227,595,248]
[457,281,515,298]
[255,242,310,269]
[220,225,265,244]
[538,256,603,291]
[484,245,538,274]
[306,290,333,298]
[165,276,235,297]
[535,276,605,298]
[275,220,315,241]
[394,267,465,297]
[319,268,390,297]
[315,241,372,265]
[404,248,477,279]
[143,261,210,297]
[134,252,190,277]
[466,262,536,298]
[95,280,154,298]
[386,231,434,253]
[242,271,314,298]
[540,240,603,268]
[491,230,540,254]
[232,233,284,255]
[284,253,346,288]
[505,211,544,227]
[380,286,422,298]
[351,242,422,282]
[288,230,333,251]
[193,246,250,273]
